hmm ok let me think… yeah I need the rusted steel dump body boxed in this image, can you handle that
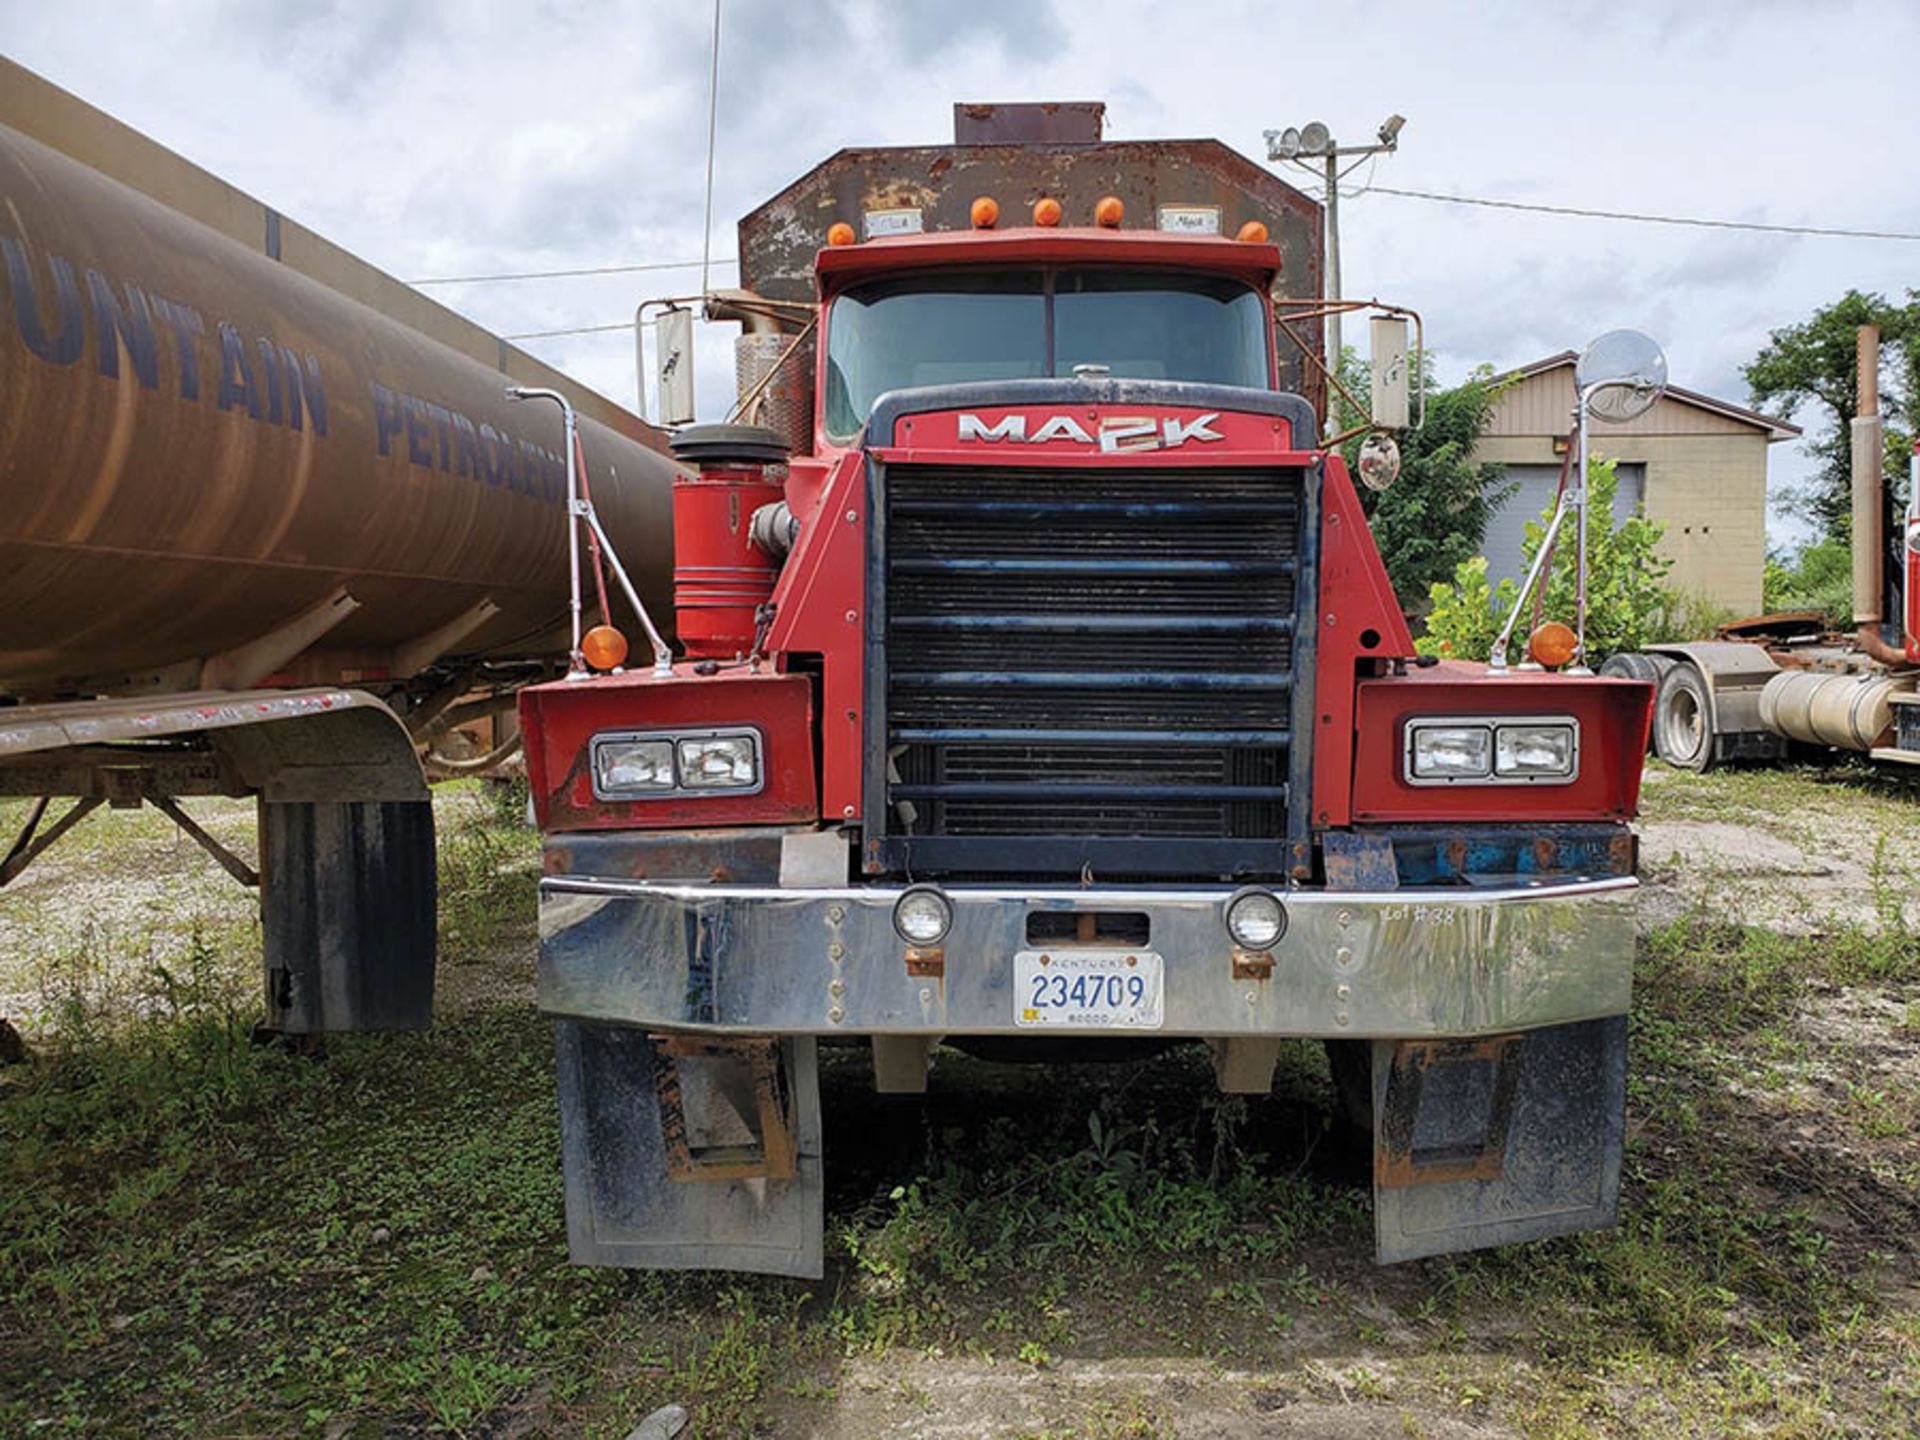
[0,122,679,699]
[738,135,1328,415]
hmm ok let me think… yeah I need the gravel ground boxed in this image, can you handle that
[1636,762,1920,933]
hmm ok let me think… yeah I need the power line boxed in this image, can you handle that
[408,257,738,287]
[1361,185,1920,242]
[504,320,636,340]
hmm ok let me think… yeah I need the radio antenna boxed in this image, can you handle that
[699,0,723,305]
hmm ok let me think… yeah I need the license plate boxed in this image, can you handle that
[1013,949,1164,1029]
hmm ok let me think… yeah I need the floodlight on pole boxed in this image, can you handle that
[1262,115,1407,399]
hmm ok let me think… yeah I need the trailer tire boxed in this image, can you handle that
[1653,661,1716,772]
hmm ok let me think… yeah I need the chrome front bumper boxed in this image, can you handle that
[537,875,1636,1038]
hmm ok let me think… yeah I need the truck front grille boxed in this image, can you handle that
[869,462,1308,876]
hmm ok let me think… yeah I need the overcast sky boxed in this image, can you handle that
[7,0,1917,548]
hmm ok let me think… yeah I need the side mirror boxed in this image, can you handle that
[656,306,696,427]
[1369,316,1410,430]
[1576,329,1667,424]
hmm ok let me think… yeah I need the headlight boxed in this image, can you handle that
[1404,716,1579,786]
[1225,888,1287,950]
[677,733,760,790]
[593,737,675,796]
[893,887,953,946]
[1408,724,1493,780]
[1495,723,1577,779]
[589,727,763,799]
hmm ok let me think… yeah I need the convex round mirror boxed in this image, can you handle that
[1576,329,1667,423]
[1357,433,1401,492]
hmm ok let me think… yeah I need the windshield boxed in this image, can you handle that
[823,269,1271,438]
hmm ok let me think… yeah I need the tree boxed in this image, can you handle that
[1743,290,1920,540]
[1334,354,1513,609]
[1417,459,1674,662]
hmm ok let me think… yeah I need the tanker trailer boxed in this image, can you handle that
[0,120,681,1035]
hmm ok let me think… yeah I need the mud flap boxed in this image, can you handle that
[552,1023,824,1278]
[259,799,437,1033]
[1372,1015,1626,1263]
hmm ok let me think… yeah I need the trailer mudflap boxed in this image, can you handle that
[1371,1015,1626,1263]
[260,799,436,1033]
[553,1023,824,1278]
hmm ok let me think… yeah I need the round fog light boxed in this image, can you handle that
[1226,889,1286,950]
[893,887,953,946]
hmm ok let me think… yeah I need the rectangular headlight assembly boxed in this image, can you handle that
[591,727,764,799]
[593,737,674,795]
[1495,722,1578,779]
[1405,716,1579,786]
[1407,723,1492,779]
[676,733,760,790]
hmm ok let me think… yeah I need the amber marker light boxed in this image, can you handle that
[1236,219,1270,243]
[1528,621,1578,669]
[581,624,630,671]
[1094,195,1124,227]
[970,196,1000,229]
[826,221,856,247]
[1032,196,1063,227]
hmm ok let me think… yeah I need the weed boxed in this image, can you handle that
[435,787,539,963]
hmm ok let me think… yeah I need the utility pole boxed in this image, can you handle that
[1264,115,1406,381]
[1323,148,1342,367]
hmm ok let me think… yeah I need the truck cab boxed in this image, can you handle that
[518,106,1653,1277]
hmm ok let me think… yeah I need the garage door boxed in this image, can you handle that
[1481,463,1646,591]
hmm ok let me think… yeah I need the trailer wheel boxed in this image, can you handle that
[1653,661,1716,772]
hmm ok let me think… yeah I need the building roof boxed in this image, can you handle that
[1493,351,1802,442]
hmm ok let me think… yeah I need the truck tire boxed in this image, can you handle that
[1599,654,1671,753]
[1598,651,1676,688]
[1323,1039,1373,1133]
[1653,661,1716,772]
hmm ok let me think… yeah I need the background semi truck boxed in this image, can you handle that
[1606,327,1918,773]
[518,103,1655,1276]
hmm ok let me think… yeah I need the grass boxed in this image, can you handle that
[2,769,1918,1435]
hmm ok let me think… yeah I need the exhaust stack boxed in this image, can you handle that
[1851,325,1905,665]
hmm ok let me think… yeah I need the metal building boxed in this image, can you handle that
[1473,352,1799,617]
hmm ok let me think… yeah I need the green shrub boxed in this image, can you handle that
[1762,537,1852,624]
[1647,590,1741,643]
[1418,459,1675,662]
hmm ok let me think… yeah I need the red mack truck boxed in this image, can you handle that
[517,103,1655,1276]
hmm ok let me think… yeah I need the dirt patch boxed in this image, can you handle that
[785,1355,1516,1439]
[1635,765,1920,934]
[1636,818,1885,933]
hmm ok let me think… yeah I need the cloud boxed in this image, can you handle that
[874,0,1064,55]
[216,0,432,106]
[1651,232,1794,292]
